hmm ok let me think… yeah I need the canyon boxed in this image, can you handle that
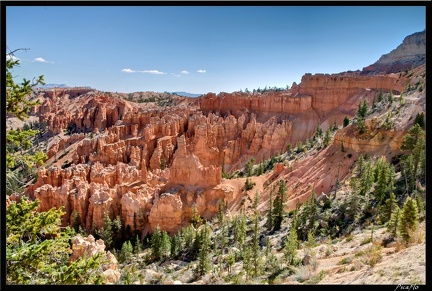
[16,30,425,240]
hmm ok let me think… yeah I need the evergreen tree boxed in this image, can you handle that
[170,232,182,258]
[377,89,383,102]
[217,199,225,224]
[133,234,142,254]
[160,230,171,260]
[323,127,332,147]
[374,157,393,203]
[71,210,82,234]
[266,187,274,231]
[6,197,106,284]
[245,158,256,177]
[190,203,202,228]
[387,204,401,238]
[284,226,299,265]
[150,225,162,260]
[251,192,262,277]
[182,224,196,252]
[315,125,323,138]
[401,124,426,191]
[413,112,425,129]
[357,100,369,119]
[383,192,398,223]
[399,197,419,242]
[196,225,212,277]
[120,241,133,263]
[273,180,288,230]
[388,91,393,104]
[96,212,114,250]
[343,116,350,127]
[233,213,247,252]
[6,48,47,195]
[358,158,375,196]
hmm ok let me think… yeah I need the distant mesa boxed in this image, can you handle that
[37,83,93,89]
[172,91,203,98]
[361,30,426,75]
[38,83,69,88]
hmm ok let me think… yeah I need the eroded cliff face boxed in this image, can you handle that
[24,68,415,236]
[362,30,426,75]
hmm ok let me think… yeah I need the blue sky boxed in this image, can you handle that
[6,5,426,94]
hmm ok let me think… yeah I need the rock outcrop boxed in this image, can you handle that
[362,30,426,75]
[23,32,425,237]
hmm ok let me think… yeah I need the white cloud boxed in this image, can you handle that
[197,70,206,73]
[6,55,19,61]
[172,73,181,77]
[141,70,167,75]
[122,69,167,75]
[33,57,54,63]
[181,70,189,74]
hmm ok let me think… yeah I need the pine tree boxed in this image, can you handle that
[273,180,288,230]
[170,232,182,258]
[190,203,202,228]
[387,205,401,238]
[251,192,262,277]
[96,212,114,250]
[401,124,425,192]
[120,240,133,263]
[343,116,350,127]
[399,197,419,242]
[133,234,142,254]
[6,197,106,284]
[266,187,274,231]
[377,89,383,102]
[160,230,171,260]
[323,127,332,147]
[196,225,212,277]
[150,225,162,260]
[383,192,398,223]
[284,226,298,265]
[6,48,47,195]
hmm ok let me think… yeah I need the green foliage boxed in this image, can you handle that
[357,100,369,119]
[150,225,163,260]
[245,177,256,191]
[315,125,323,138]
[377,89,383,102]
[387,205,401,238]
[6,197,106,284]
[382,192,398,223]
[413,112,425,129]
[233,213,247,251]
[6,49,44,120]
[95,212,113,250]
[400,124,426,192]
[133,235,142,254]
[190,204,203,228]
[399,197,419,242]
[195,225,212,277]
[343,116,350,127]
[323,127,332,147]
[119,241,133,263]
[245,158,255,177]
[266,188,274,231]
[251,207,262,277]
[374,157,395,203]
[284,226,299,265]
[273,180,288,230]
[6,49,47,194]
